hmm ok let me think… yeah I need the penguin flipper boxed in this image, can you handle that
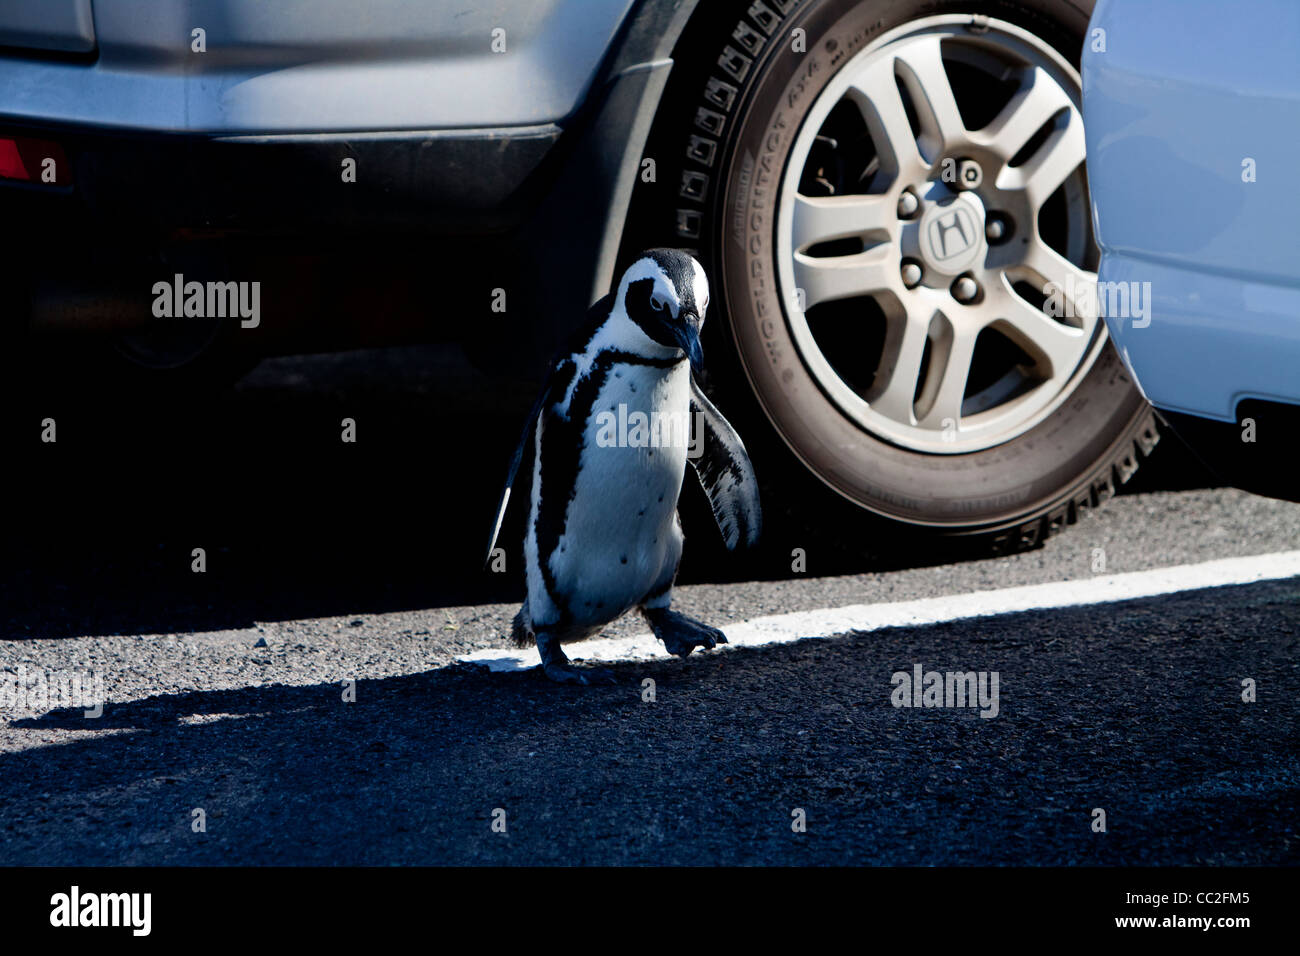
[688,379,762,550]
[484,389,544,567]
[484,357,572,567]
[484,296,614,566]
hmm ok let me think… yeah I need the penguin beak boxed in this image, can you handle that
[674,311,704,374]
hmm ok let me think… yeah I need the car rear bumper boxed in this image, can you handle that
[1084,0,1300,424]
[1096,254,1300,424]
[0,0,635,133]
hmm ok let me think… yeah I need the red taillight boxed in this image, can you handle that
[0,135,68,185]
[0,138,27,180]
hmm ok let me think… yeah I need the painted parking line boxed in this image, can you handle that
[459,550,1300,673]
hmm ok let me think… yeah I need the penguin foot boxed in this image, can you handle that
[536,631,617,686]
[542,660,618,686]
[642,607,728,659]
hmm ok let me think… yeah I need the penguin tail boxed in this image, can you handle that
[510,608,534,648]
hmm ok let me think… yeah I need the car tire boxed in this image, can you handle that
[627,0,1160,556]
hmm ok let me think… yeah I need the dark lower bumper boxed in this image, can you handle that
[0,120,562,234]
[1159,401,1300,503]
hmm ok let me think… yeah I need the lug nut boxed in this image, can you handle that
[952,276,979,302]
[897,189,919,219]
[956,159,983,190]
[985,217,1008,242]
[901,261,923,288]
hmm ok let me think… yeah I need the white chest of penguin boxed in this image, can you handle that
[554,359,691,617]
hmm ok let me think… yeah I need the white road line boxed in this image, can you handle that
[459,550,1300,673]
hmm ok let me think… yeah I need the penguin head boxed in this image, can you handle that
[616,248,709,374]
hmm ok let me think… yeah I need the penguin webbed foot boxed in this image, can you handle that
[642,607,728,659]
[542,660,618,686]
[536,632,618,686]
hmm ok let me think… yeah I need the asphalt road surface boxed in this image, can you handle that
[1,346,1297,865]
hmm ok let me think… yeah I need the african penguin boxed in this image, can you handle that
[486,249,762,684]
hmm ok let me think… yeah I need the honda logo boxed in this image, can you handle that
[927,208,975,261]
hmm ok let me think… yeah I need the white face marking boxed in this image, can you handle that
[619,256,680,317]
[558,253,711,418]
[690,257,710,324]
[557,258,685,411]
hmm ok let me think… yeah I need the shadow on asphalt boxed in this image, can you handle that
[3,580,1294,865]
[1,345,1218,640]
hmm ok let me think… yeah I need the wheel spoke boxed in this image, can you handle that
[793,244,898,309]
[846,58,927,179]
[892,35,966,157]
[1000,107,1085,207]
[916,322,978,430]
[983,277,1088,381]
[1015,238,1099,335]
[866,311,931,422]
[976,66,1074,163]
[791,193,893,252]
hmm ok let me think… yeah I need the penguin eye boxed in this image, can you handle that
[650,295,666,312]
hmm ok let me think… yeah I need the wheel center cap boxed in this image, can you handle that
[917,193,986,277]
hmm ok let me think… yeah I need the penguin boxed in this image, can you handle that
[486,248,762,684]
